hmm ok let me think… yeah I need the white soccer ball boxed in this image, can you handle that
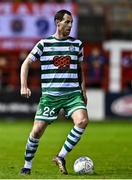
[73,156,94,175]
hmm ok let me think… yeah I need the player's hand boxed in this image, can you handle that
[21,87,31,98]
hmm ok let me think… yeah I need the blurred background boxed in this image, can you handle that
[0,0,132,120]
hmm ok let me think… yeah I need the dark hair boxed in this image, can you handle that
[54,9,72,22]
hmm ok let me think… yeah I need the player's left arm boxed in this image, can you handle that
[78,41,87,104]
[78,62,87,105]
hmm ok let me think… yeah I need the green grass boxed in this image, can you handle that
[0,119,132,179]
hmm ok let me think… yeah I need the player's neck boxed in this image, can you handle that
[53,32,68,40]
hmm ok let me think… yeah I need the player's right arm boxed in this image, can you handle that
[20,57,33,98]
[20,40,43,98]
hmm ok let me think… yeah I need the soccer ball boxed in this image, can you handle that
[73,156,94,175]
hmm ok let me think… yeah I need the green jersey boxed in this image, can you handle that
[28,36,84,96]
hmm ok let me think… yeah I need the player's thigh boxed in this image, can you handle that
[72,109,89,128]
[33,120,48,132]
[64,92,87,118]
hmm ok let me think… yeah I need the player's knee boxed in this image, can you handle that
[76,117,88,128]
[33,130,42,138]
[31,120,48,138]
[32,125,44,138]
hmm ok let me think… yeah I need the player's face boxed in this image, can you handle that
[58,14,73,37]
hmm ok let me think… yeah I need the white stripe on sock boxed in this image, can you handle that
[74,125,85,132]
[24,160,32,169]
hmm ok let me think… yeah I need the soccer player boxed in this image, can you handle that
[20,9,89,175]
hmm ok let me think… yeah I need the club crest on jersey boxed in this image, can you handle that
[53,56,71,69]
[69,44,75,52]
[37,108,42,115]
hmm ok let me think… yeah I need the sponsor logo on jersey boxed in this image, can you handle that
[53,55,71,69]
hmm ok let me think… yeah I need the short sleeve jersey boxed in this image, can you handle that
[28,36,84,96]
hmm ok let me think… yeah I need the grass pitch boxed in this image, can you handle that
[0,119,132,179]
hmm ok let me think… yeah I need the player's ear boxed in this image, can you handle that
[56,20,60,27]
